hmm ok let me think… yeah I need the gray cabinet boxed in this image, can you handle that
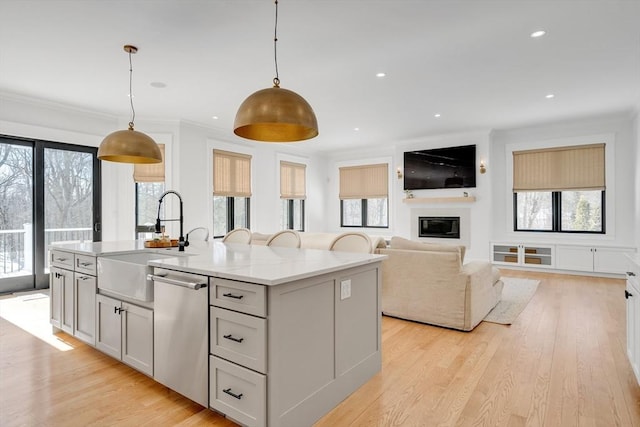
[209,263,382,427]
[50,249,97,345]
[96,293,153,376]
[626,256,640,385]
[50,265,73,333]
[74,273,97,344]
[210,279,267,427]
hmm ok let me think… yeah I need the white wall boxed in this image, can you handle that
[203,136,328,235]
[2,92,637,256]
[0,93,330,241]
[325,130,493,260]
[634,110,640,249]
[490,112,637,248]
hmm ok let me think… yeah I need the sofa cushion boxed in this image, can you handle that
[390,236,466,262]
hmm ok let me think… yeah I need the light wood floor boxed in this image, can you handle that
[1,270,639,426]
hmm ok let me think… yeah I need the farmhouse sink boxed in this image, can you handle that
[97,251,183,302]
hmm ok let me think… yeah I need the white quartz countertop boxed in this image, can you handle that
[50,240,386,286]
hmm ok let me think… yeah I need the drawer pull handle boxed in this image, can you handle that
[56,257,68,262]
[79,262,93,267]
[223,388,243,400]
[78,276,90,281]
[628,272,637,277]
[223,293,244,300]
[223,334,244,343]
[626,290,633,299]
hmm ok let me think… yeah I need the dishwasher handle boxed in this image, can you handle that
[148,274,207,290]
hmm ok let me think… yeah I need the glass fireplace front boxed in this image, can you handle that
[419,216,460,239]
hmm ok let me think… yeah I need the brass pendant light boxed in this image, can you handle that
[98,45,162,164]
[234,0,318,143]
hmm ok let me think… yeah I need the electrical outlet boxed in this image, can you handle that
[340,279,351,300]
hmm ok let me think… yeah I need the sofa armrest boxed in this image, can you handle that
[462,260,501,330]
[462,260,492,278]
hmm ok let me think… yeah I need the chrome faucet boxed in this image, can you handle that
[155,190,185,252]
[185,227,209,247]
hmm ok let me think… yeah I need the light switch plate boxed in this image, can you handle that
[340,279,351,300]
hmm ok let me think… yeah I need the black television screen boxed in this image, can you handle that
[404,144,476,190]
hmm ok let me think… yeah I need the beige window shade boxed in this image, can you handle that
[339,163,388,199]
[213,149,252,197]
[133,144,165,182]
[280,161,306,199]
[513,143,605,192]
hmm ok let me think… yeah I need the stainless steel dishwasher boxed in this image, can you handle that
[149,267,209,407]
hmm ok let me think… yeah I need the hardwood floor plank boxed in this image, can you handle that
[1,270,639,427]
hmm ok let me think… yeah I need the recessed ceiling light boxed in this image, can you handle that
[212,116,219,120]
[354,127,360,131]
[434,113,441,118]
[545,94,555,99]
[530,30,546,38]
[150,81,167,88]
[376,72,386,78]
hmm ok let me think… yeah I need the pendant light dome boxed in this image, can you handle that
[234,1,318,143]
[98,45,162,164]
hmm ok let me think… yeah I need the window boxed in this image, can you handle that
[279,161,305,231]
[135,182,165,238]
[213,150,251,237]
[339,163,389,228]
[213,196,250,237]
[513,144,605,233]
[134,144,165,239]
[0,136,101,292]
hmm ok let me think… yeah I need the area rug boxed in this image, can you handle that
[483,277,540,325]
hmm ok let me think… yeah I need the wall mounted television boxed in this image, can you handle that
[404,144,476,190]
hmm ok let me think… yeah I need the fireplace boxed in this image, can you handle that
[419,216,460,239]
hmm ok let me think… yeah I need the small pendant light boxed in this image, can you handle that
[234,0,318,143]
[98,45,162,164]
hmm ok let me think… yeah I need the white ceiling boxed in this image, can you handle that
[1,0,639,153]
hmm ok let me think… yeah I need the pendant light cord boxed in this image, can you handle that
[273,0,280,87]
[128,49,136,129]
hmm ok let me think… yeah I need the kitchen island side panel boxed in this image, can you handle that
[267,262,382,427]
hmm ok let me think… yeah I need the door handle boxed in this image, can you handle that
[223,388,243,400]
[222,292,244,300]
[94,222,101,233]
[628,272,637,277]
[626,290,633,299]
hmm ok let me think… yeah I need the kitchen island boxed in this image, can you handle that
[49,240,384,427]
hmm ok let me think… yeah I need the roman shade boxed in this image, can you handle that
[280,161,306,199]
[339,163,388,199]
[133,144,165,182]
[513,143,605,192]
[213,149,252,197]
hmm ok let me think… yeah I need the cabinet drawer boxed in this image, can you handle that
[210,307,266,373]
[211,278,266,317]
[210,355,266,427]
[75,254,97,276]
[50,249,74,269]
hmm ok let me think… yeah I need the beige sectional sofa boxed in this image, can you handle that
[250,232,502,331]
[251,231,387,252]
[378,237,503,332]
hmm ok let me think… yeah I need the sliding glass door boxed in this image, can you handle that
[0,136,101,294]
